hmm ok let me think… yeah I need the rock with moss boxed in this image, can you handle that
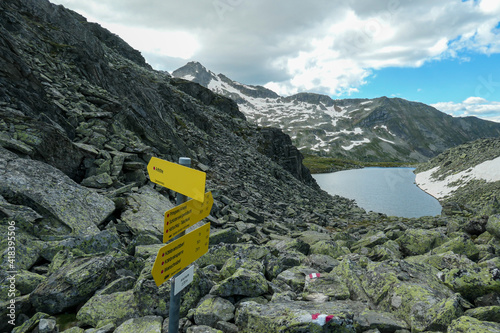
[0,147,115,238]
[448,315,500,332]
[367,240,402,261]
[220,257,265,279]
[121,186,175,237]
[274,266,316,294]
[464,305,500,322]
[486,214,500,239]
[235,300,407,333]
[303,271,350,301]
[12,312,53,333]
[0,226,42,272]
[114,315,163,333]
[302,254,340,273]
[39,229,124,261]
[210,268,268,297]
[432,235,480,261]
[405,251,476,271]
[15,270,46,295]
[186,326,223,333]
[443,267,500,303]
[194,296,235,328]
[268,238,310,255]
[351,231,388,252]
[297,230,333,246]
[396,228,448,256]
[76,290,140,328]
[30,254,116,314]
[309,240,351,259]
[209,227,243,245]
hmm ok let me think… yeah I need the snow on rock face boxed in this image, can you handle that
[415,156,500,199]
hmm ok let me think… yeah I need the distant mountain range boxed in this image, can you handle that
[173,61,500,163]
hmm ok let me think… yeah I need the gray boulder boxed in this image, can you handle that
[121,186,175,237]
[194,296,235,328]
[0,147,115,237]
[114,316,163,333]
[76,290,140,328]
[210,268,268,297]
[30,254,116,314]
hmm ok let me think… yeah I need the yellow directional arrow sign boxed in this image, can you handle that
[151,223,210,287]
[147,157,206,203]
[163,191,213,243]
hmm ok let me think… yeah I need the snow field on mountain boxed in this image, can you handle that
[415,156,500,199]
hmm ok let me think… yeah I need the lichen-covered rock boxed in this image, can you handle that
[12,312,53,333]
[30,254,116,314]
[186,326,223,333]
[448,315,500,332]
[210,268,268,297]
[235,300,405,333]
[220,257,265,279]
[15,270,46,295]
[302,254,340,273]
[424,293,468,331]
[114,316,162,333]
[268,238,310,255]
[39,229,124,261]
[309,240,351,259]
[405,251,476,271]
[351,231,388,251]
[432,235,480,261]
[486,214,500,239]
[396,228,448,256]
[443,267,500,302]
[274,266,315,294]
[209,227,243,245]
[0,227,42,271]
[368,240,402,261]
[121,186,175,237]
[303,271,350,301]
[464,306,500,322]
[76,290,140,328]
[194,296,235,327]
[0,148,115,237]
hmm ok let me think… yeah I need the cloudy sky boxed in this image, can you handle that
[51,0,500,122]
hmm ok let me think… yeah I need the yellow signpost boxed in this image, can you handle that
[151,223,210,286]
[147,156,211,333]
[147,156,206,203]
[163,191,214,242]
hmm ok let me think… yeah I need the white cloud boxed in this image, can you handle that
[432,98,500,123]
[50,0,500,101]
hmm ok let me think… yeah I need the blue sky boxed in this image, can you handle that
[51,0,500,122]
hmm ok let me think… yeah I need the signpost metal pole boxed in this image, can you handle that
[168,157,191,333]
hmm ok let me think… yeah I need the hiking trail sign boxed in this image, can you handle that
[147,156,212,333]
[163,191,213,242]
[151,222,210,286]
[147,156,206,203]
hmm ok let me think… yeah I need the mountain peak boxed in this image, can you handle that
[172,61,216,86]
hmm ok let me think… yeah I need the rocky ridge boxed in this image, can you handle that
[173,61,500,164]
[415,137,500,217]
[0,1,499,333]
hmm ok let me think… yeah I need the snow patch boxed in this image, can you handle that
[342,138,370,151]
[415,156,500,199]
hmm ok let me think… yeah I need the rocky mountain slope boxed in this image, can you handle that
[1,1,500,332]
[173,62,500,163]
[416,138,500,217]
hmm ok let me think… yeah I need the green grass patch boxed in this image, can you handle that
[303,154,417,174]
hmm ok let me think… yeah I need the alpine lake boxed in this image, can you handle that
[313,167,442,218]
